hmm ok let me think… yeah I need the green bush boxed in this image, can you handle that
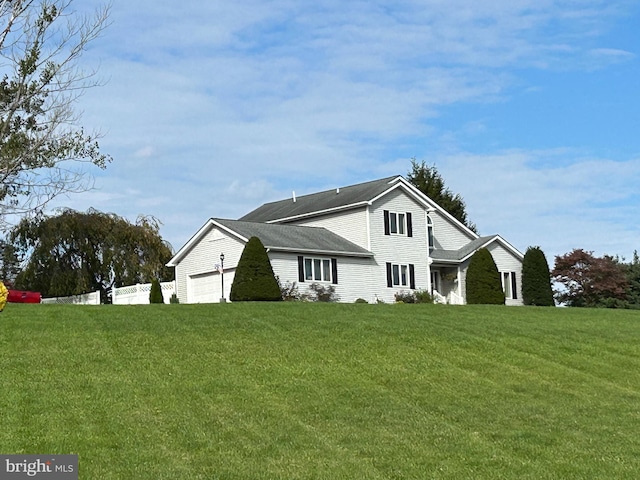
[466,248,505,305]
[395,291,416,303]
[149,279,164,304]
[305,283,339,302]
[169,293,180,304]
[230,237,282,302]
[277,277,300,301]
[355,298,368,304]
[414,289,434,304]
[395,290,433,304]
[522,246,555,306]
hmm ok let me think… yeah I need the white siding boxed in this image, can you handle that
[270,251,379,303]
[488,243,524,306]
[368,189,430,303]
[291,208,369,250]
[174,225,246,303]
[429,209,475,250]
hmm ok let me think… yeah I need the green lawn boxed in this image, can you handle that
[1,303,640,479]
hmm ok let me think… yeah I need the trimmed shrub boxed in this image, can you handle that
[466,248,505,305]
[169,293,180,304]
[230,237,282,302]
[149,279,164,304]
[355,298,368,304]
[522,246,555,306]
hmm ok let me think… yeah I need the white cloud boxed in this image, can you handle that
[34,0,639,262]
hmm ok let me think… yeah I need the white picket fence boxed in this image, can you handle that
[41,290,101,305]
[39,281,176,305]
[111,281,176,305]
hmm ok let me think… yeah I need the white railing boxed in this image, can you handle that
[447,290,464,305]
[432,289,464,305]
[111,281,175,305]
[41,290,101,305]
[432,290,447,304]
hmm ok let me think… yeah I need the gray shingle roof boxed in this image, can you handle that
[239,176,401,222]
[430,236,498,262]
[214,219,373,257]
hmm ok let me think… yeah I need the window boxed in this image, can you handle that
[384,210,413,237]
[386,263,415,289]
[298,257,338,284]
[427,215,434,250]
[501,271,518,299]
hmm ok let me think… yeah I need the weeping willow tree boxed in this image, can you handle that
[11,208,173,302]
[0,0,111,231]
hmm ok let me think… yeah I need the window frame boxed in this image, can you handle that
[384,210,413,237]
[501,271,518,300]
[298,256,337,284]
[386,262,416,289]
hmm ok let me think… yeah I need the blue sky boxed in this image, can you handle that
[56,0,640,263]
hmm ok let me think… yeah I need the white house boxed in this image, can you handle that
[167,175,524,305]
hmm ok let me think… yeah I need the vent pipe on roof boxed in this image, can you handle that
[292,191,296,202]
[336,187,340,194]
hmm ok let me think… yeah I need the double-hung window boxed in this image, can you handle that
[386,263,416,289]
[298,256,338,284]
[384,210,413,237]
[501,271,518,299]
[304,258,331,282]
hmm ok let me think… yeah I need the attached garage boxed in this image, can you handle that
[188,272,219,303]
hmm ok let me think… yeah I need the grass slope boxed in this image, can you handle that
[1,303,640,479]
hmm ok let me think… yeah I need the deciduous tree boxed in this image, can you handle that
[0,0,111,231]
[552,249,628,308]
[0,238,20,286]
[11,208,173,302]
[407,158,477,233]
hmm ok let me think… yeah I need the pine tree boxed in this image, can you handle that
[466,248,505,305]
[407,158,477,233]
[149,279,164,304]
[230,237,282,302]
[521,246,554,306]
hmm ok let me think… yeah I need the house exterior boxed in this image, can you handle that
[167,175,524,305]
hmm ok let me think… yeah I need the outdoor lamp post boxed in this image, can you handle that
[220,253,225,303]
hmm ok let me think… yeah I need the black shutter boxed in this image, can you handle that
[511,272,518,300]
[406,212,413,237]
[298,256,305,282]
[409,264,415,289]
[383,210,390,236]
[386,263,393,287]
[331,258,338,285]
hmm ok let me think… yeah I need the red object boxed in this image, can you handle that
[7,290,42,303]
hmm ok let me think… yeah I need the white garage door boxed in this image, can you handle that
[189,272,219,303]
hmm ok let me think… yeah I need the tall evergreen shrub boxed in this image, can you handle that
[465,248,505,305]
[522,246,555,306]
[149,278,164,304]
[230,237,282,302]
